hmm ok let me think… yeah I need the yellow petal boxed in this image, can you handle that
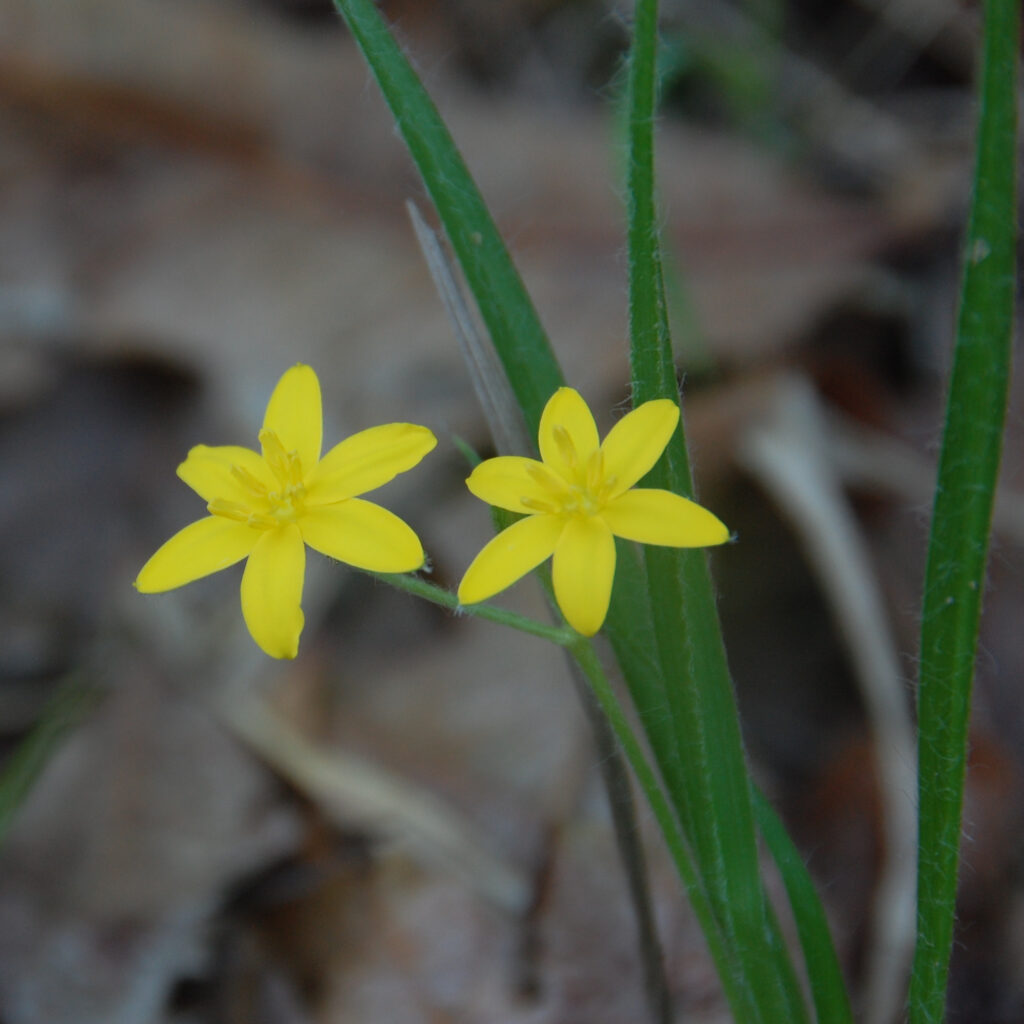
[177,445,276,503]
[261,364,322,472]
[305,423,436,504]
[602,489,730,547]
[300,498,425,572]
[458,514,564,604]
[465,456,559,513]
[552,515,615,636]
[600,399,679,498]
[240,524,305,659]
[538,388,599,483]
[135,516,259,592]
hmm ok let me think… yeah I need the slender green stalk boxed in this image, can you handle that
[622,2,806,1019]
[566,660,673,1024]
[371,572,575,646]
[568,639,752,1022]
[331,0,562,435]
[376,570,733,1019]
[909,0,1019,1019]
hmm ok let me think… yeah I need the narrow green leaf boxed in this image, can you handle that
[909,0,1019,1020]
[753,788,855,1024]
[331,0,563,435]
[622,1,809,1019]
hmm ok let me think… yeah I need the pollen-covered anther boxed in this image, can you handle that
[520,495,557,514]
[231,464,269,496]
[208,498,277,529]
[208,498,251,522]
[526,462,569,498]
[284,451,304,488]
[259,428,299,486]
[552,424,579,470]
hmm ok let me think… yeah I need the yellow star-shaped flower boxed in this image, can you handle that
[458,387,729,636]
[136,364,436,658]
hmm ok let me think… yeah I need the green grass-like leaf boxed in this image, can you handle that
[753,788,854,1024]
[621,2,814,1020]
[909,0,1019,1020]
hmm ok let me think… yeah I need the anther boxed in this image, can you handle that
[285,451,304,488]
[259,429,293,486]
[526,462,569,497]
[520,496,557,514]
[552,424,578,470]
[208,498,249,521]
[209,498,277,528]
[599,472,619,500]
[231,465,269,496]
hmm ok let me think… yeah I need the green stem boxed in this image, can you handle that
[565,660,673,1024]
[909,0,1019,1019]
[374,567,749,1020]
[568,639,754,1022]
[369,572,574,646]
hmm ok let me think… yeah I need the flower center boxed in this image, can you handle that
[208,430,308,529]
[561,483,603,517]
[520,436,618,520]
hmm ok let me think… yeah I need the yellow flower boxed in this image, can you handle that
[458,387,729,636]
[136,364,436,658]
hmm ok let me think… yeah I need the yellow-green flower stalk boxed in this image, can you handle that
[136,364,435,658]
[458,387,729,636]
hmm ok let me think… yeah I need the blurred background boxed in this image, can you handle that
[1,0,1022,1021]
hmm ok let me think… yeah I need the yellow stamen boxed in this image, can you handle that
[231,464,269,497]
[285,451,304,489]
[520,495,558,514]
[526,462,570,498]
[259,429,304,488]
[552,424,578,471]
[208,498,276,529]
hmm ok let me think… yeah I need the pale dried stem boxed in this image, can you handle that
[406,200,532,457]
